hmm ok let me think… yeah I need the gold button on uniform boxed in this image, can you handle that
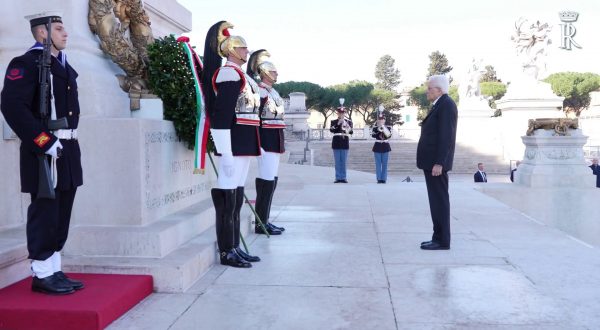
[68,86,71,90]
[69,112,73,116]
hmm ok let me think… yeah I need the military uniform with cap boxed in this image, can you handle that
[371,113,392,183]
[247,50,285,235]
[330,107,353,183]
[202,21,261,268]
[0,11,83,294]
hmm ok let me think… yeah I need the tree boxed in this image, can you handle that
[274,81,324,110]
[544,72,600,116]
[427,51,453,78]
[366,89,403,126]
[480,65,501,83]
[375,55,402,91]
[480,82,507,116]
[330,80,373,121]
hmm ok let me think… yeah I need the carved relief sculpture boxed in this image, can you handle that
[88,0,154,109]
[511,18,552,80]
[526,118,579,136]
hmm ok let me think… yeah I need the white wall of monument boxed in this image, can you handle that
[0,0,216,233]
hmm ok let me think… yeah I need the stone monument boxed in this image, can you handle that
[479,118,599,245]
[497,17,565,161]
[0,0,221,292]
[284,92,310,133]
[458,58,493,117]
[515,118,595,188]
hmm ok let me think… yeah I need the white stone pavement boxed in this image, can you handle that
[108,163,600,330]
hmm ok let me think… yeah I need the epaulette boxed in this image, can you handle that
[214,66,242,83]
[212,65,246,92]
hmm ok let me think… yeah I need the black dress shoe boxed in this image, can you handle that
[421,240,433,246]
[32,274,75,295]
[334,180,342,183]
[420,241,450,250]
[255,224,282,235]
[220,250,252,268]
[54,271,84,290]
[341,180,348,183]
[381,181,386,184]
[235,247,261,262]
[270,223,285,232]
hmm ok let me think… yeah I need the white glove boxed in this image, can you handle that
[220,153,235,177]
[210,129,234,177]
[45,140,63,158]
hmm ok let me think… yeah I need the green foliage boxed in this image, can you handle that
[427,51,453,78]
[480,82,507,111]
[274,81,324,110]
[449,86,460,104]
[480,65,501,83]
[365,89,403,126]
[374,55,402,91]
[409,85,429,120]
[147,35,197,149]
[544,72,600,116]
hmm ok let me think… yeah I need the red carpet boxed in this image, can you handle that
[0,273,153,330]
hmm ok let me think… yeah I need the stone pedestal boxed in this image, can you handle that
[515,129,595,188]
[285,92,310,132]
[496,79,564,161]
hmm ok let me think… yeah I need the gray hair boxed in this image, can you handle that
[428,74,450,94]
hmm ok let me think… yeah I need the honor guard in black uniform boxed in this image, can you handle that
[371,109,392,183]
[330,104,353,183]
[202,21,261,268]
[1,11,83,294]
[247,50,285,235]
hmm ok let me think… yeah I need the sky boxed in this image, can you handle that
[177,0,600,90]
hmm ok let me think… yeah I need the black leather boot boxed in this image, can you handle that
[32,274,75,295]
[267,176,285,232]
[255,178,281,235]
[211,188,251,268]
[233,187,260,262]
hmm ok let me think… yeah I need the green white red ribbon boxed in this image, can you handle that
[178,36,210,174]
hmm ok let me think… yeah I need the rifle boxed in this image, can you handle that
[37,17,67,199]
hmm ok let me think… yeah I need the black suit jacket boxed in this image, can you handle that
[590,164,600,187]
[416,94,458,171]
[474,171,487,182]
[330,119,353,149]
[1,49,83,193]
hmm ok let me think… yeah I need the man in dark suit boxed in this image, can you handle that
[474,163,487,182]
[590,158,600,188]
[510,160,521,183]
[416,75,458,250]
[1,11,83,294]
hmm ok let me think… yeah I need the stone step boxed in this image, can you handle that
[63,229,217,293]
[304,139,508,173]
[63,202,257,293]
[65,198,215,258]
[0,230,29,289]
